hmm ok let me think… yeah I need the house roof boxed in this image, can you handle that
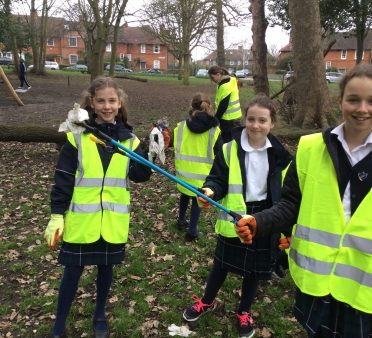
[280,30,372,52]
[118,25,163,45]
[203,48,252,61]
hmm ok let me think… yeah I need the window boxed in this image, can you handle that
[106,44,112,52]
[326,61,332,69]
[141,44,146,53]
[153,44,160,53]
[47,38,54,46]
[127,54,132,61]
[69,54,78,64]
[354,50,364,60]
[229,60,234,65]
[119,53,125,61]
[237,60,241,65]
[153,60,160,69]
[68,37,77,47]
[244,60,249,65]
[341,50,347,60]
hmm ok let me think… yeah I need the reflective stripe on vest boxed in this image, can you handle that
[215,141,246,237]
[64,132,139,244]
[174,120,220,196]
[290,132,372,314]
[215,78,242,121]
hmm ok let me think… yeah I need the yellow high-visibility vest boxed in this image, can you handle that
[63,132,139,244]
[290,132,372,314]
[215,141,246,237]
[174,120,220,196]
[215,77,242,121]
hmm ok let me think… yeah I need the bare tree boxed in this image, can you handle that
[62,0,128,79]
[108,0,128,77]
[249,0,269,95]
[214,0,250,67]
[288,0,330,128]
[142,0,214,85]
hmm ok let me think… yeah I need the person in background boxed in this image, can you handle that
[44,77,151,338]
[235,63,372,337]
[18,58,31,90]
[174,93,223,241]
[182,94,292,338]
[208,65,242,143]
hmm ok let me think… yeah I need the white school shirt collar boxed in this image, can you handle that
[240,129,272,152]
[331,123,372,162]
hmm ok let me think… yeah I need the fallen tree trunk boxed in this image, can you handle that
[0,126,66,143]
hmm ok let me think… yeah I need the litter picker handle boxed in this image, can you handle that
[80,122,242,223]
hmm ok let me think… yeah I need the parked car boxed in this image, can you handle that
[146,68,162,74]
[28,61,60,70]
[0,56,13,65]
[235,69,250,78]
[64,64,88,73]
[284,70,294,81]
[326,71,343,83]
[105,64,132,72]
[195,69,208,77]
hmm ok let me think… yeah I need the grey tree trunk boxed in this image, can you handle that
[216,0,225,67]
[289,0,330,128]
[250,0,269,95]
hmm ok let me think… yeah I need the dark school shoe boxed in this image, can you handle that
[93,317,109,338]
[236,312,255,338]
[49,331,67,338]
[182,295,217,322]
[177,219,189,230]
[184,231,203,242]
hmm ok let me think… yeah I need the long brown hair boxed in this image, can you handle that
[245,93,277,123]
[190,93,214,117]
[208,65,229,77]
[81,76,129,124]
[339,63,372,99]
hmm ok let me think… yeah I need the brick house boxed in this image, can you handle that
[45,17,85,65]
[35,17,176,70]
[279,31,372,72]
[109,25,176,71]
[200,46,252,71]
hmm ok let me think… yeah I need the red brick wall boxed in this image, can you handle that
[279,49,372,72]
[45,32,85,65]
[324,50,372,72]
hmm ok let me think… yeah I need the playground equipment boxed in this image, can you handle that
[0,66,24,106]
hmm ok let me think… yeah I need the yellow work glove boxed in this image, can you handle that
[197,188,214,208]
[44,214,64,250]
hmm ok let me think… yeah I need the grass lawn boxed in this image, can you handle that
[0,72,342,337]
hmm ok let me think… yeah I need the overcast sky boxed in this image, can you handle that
[126,0,290,61]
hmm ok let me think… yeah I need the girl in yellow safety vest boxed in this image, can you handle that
[174,93,223,241]
[182,94,292,338]
[236,64,372,337]
[208,65,242,143]
[44,77,151,338]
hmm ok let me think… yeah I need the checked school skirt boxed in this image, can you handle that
[213,200,280,279]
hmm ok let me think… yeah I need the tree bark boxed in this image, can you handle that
[216,0,225,67]
[288,0,330,128]
[0,126,66,143]
[250,0,269,96]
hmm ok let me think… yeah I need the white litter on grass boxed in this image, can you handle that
[148,126,165,164]
[168,323,194,337]
[58,103,89,133]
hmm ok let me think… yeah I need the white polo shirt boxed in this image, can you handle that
[240,130,272,202]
